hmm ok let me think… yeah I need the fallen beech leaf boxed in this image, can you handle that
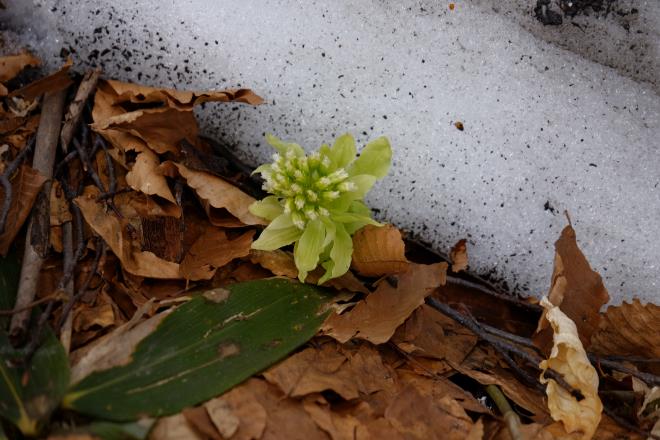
[535,225,610,353]
[449,238,468,272]
[72,291,116,333]
[74,186,180,278]
[321,262,447,344]
[203,380,267,440]
[392,304,477,365]
[351,224,409,277]
[159,161,265,226]
[539,297,602,440]
[263,341,395,400]
[0,164,47,255]
[249,249,369,293]
[182,407,221,440]
[8,58,73,101]
[303,395,362,440]
[0,51,40,95]
[385,384,474,439]
[92,107,197,155]
[125,145,176,203]
[590,299,660,358]
[179,227,255,281]
[104,79,264,109]
[151,413,203,440]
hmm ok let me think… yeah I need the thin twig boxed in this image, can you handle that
[10,89,68,345]
[485,384,522,440]
[446,275,542,313]
[71,137,105,191]
[0,137,36,233]
[60,69,101,153]
[590,355,660,387]
[55,239,106,333]
[0,294,65,316]
[58,221,75,353]
[602,404,660,440]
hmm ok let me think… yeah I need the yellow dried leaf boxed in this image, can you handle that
[351,224,409,277]
[539,297,602,440]
[449,238,468,272]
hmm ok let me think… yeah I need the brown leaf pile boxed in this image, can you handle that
[2,54,658,440]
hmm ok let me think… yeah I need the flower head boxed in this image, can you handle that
[249,133,392,283]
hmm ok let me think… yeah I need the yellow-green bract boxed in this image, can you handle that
[249,133,392,283]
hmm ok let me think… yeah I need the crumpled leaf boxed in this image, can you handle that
[74,186,180,279]
[179,227,255,281]
[0,51,40,95]
[539,297,602,440]
[159,161,265,226]
[125,144,176,203]
[350,224,409,277]
[535,225,610,353]
[0,164,47,255]
[449,238,468,272]
[321,262,447,344]
[8,58,73,101]
[590,299,660,358]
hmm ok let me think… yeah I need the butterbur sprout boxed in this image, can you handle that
[249,133,392,283]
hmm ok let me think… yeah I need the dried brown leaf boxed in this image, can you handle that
[151,413,204,440]
[303,395,362,440]
[534,225,610,353]
[450,238,468,272]
[248,249,369,294]
[321,262,447,344]
[384,384,474,440]
[263,341,395,400]
[179,227,254,281]
[392,303,477,365]
[50,180,72,226]
[74,186,180,278]
[182,406,222,440]
[204,381,267,440]
[126,144,176,202]
[159,161,265,226]
[350,224,409,277]
[8,58,73,101]
[0,164,47,255]
[0,51,40,92]
[590,299,660,358]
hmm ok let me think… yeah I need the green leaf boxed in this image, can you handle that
[329,133,356,169]
[252,225,302,251]
[0,254,70,437]
[318,223,352,285]
[346,174,378,199]
[248,196,284,221]
[348,136,392,179]
[64,279,331,421]
[293,219,326,282]
[265,133,305,157]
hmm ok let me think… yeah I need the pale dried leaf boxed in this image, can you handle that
[179,227,254,281]
[159,161,265,226]
[321,262,447,344]
[450,238,468,272]
[351,224,409,277]
[205,382,267,440]
[74,186,180,278]
[539,297,602,440]
[150,413,203,440]
[303,395,362,440]
[126,146,176,203]
[590,299,660,358]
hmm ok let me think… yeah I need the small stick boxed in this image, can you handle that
[589,355,660,387]
[10,88,68,345]
[0,137,36,233]
[485,384,522,440]
[602,404,660,440]
[0,294,64,315]
[58,221,75,353]
[60,69,101,153]
[446,275,542,313]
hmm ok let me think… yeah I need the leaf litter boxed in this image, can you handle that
[0,53,658,440]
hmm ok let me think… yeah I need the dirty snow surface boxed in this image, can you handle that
[3,0,659,304]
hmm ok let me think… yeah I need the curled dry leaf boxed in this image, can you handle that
[126,144,176,203]
[0,164,47,255]
[534,225,610,353]
[202,381,267,440]
[74,186,180,279]
[539,297,602,440]
[449,238,468,272]
[0,51,41,95]
[321,262,447,344]
[8,58,73,101]
[590,299,660,358]
[350,224,409,277]
[179,227,255,281]
[159,161,265,226]
[249,249,369,294]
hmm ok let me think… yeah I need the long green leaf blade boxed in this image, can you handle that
[65,278,331,421]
